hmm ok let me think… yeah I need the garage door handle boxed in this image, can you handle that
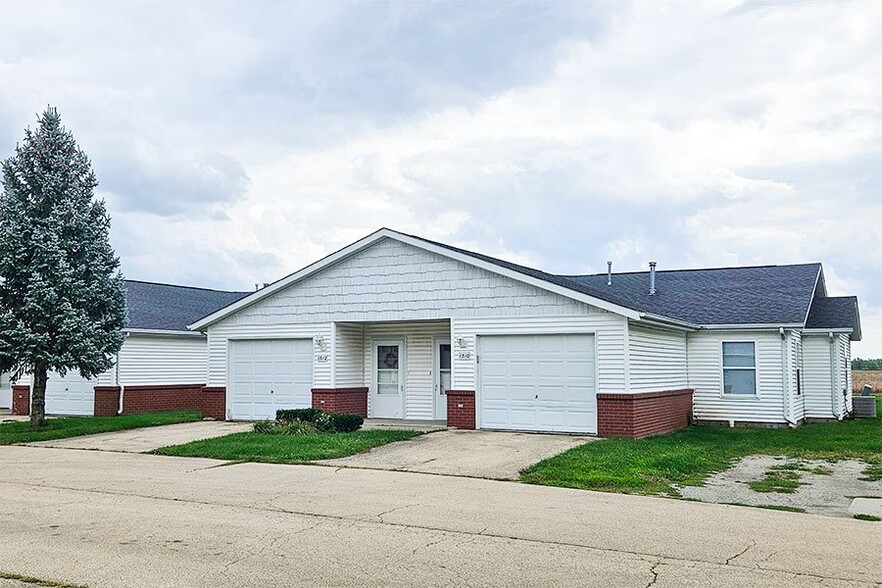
[535,394,538,399]
[271,390,274,394]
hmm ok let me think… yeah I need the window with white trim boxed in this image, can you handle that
[722,342,756,395]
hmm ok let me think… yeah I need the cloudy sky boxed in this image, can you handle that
[1,0,880,356]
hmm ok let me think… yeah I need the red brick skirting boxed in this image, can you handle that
[12,385,30,416]
[597,389,693,439]
[90,383,227,421]
[199,387,227,421]
[312,387,368,417]
[120,383,204,415]
[93,386,121,416]
[446,390,476,430]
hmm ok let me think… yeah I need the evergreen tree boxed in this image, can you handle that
[0,108,126,427]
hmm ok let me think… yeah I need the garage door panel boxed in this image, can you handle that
[478,334,596,434]
[45,371,96,416]
[230,339,313,420]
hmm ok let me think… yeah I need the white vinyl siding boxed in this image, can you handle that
[802,335,835,418]
[452,314,626,396]
[116,334,207,385]
[220,238,602,325]
[333,323,365,387]
[688,331,785,423]
[627,324,687,393]
[206,323,330,387]
[361,321,450,420]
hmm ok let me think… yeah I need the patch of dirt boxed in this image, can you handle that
[678,455,882,517]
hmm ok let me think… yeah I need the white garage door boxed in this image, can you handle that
[45,371,96,416]
[479,334,596,433]
[230,339,313,420]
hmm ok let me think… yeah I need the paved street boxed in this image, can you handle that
[1,445,881,587]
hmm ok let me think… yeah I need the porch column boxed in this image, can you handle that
[446,390,475,429]
[312,387,368,416]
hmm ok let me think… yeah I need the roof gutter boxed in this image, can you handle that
[780,327,797,428]
[126,328,205,337]
[636,313,700,331]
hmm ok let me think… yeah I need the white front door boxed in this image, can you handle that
[45,370,96,416]
[229,339,313,421]
[434,339,451,420]
[479,334,596,433]
[372,339,404,419]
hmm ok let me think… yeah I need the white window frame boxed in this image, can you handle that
[720,340,758,397]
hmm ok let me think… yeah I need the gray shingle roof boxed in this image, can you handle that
[406,232,823,326]
[806,296,859,331]
[124,280,250,332]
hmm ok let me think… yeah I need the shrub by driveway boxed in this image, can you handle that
[153,429,424,463]
[0,410,202,445]
[521,397,882,497]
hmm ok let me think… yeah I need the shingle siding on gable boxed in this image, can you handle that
[221,238,602,326]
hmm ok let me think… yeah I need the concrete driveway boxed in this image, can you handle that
[320,429,593,479]
[1,445,880,587]
[24,420,251,453]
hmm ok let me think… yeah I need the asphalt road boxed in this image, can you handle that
[1,445,880,587]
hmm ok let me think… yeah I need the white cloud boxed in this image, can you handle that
[2,0,881,353]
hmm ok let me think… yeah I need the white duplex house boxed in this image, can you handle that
[189,229,861,438]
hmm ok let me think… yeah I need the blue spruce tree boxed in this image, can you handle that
[0,108,126,427]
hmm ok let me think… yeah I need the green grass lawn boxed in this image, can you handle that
[153,429,424,463]
[521,396,882,496]
[0,410,202,445]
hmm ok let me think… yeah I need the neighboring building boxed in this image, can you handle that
[189,229,861,437]
[3,280,249,416]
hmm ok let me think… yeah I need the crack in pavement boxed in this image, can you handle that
[644,561,661,588]
[725,537,757,565]
[1,478,875,586]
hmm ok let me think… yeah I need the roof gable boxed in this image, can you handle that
[189,229,641,329]
[805,296,861,340]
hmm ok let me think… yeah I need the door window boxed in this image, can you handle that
[377,345,400,395]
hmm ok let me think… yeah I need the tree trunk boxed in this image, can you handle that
[30,362,47,428]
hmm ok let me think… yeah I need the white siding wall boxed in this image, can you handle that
[117,334,207,385]
[362,321,450,420]
[206,323,331,387]
[687,331,786,424]
[221,238,601,325]
[333,323,365,387]
[627,324,688,393]
[802,335,834,418]
[452,314,627,395]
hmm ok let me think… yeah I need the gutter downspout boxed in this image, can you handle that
[829,332,842,420]
[780,328,797,427]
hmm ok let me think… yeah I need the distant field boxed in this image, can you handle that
[853,370,882,393]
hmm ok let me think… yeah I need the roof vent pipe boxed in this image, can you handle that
[649,261,657,295]
[607,261,613,286]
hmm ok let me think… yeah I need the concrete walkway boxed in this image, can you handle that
[1,445,880,587]
[320,429,594,479]
[24,420,251,453]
